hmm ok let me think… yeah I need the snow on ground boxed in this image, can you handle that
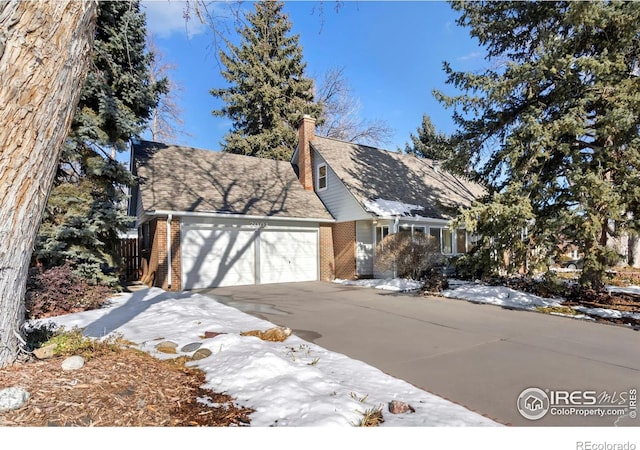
[572,305,640,321]
[441,280,564,311]
[607,284,640,295]
[333,278,423,292]
[441,279,640,321]
[32,287,499,427]
[334,278,640,323]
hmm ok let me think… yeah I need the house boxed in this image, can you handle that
[129,117,484,290]
[292,115,485,280]
[129,141,334,290]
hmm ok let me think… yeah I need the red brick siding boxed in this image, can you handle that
[148,217,182,291]
[319,223,335,280]
[332,221,356,280]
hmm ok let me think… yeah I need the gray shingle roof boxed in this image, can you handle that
[132,140,333,220]
[310,136,485,220]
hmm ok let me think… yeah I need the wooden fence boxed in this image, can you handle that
[120,238,140,281]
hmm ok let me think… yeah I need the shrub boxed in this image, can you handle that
[25,325,127,360]
[375,231,444,280]
[25,262,114,319]
[452,248,496,281]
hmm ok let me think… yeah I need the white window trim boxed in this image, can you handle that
[317,163,328,191]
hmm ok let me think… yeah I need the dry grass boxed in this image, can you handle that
[357,406,384,427]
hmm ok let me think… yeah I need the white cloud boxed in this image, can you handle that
[142,0,207,39]
[457,51,484,62]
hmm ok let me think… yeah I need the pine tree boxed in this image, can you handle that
[404,114,449,160]
[403,114,473,177]
[437,1,640,289]
[211,0,321,160]
[36,1,165,285]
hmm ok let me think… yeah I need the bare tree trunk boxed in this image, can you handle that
[0,0,97,368]
[628,232,640,268]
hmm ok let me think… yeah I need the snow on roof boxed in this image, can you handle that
[362,198,424,218]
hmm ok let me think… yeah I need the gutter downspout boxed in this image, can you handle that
[167,214,172,290]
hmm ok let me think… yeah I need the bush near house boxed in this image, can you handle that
[376,231,447,290]
[25,262,114,319]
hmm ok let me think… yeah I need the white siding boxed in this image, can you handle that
[356,220,374,276]
[313,151,371,222]
[135,194,145,226]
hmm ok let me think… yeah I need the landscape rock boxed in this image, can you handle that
[156,341,178,354]
[33,343,56,360]
[0,387,30,412]
[61,355,85,371]
[388,400,415,414]
[191,348,212,361]
[203,331,224,339]
[180,342,202,353]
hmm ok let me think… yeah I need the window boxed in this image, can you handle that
[429,227,441,246]
[317,164,327,191]
[429,227,454,254]
[399,224,426,241]
[442,228,453,254]
[375,225,390,247]
[413,226,426,235]
[455,228,467,254]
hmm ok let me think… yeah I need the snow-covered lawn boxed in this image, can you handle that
[33,287,499,427]
[443,280,640,322]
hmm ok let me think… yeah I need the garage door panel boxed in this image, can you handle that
[259,230,317,284]
[182,228,256,289]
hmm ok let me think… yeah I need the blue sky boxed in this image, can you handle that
[141,1,486,152]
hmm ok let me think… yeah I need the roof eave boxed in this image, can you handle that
[142,209,335,224]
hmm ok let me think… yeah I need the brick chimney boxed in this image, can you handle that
[297,115,316,191]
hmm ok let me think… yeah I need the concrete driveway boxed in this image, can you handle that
[197,281,640,426]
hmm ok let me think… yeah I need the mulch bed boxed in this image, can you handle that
[563,289,640,327]
[0,348,253,427]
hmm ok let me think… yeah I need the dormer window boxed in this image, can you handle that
[317,163,327,191]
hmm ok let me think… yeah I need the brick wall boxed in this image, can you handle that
[297,115,316,191]
[151,216,182,291]
[319,223,335,280]
[332,221,356,280]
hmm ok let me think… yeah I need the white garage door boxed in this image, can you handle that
[182,227,257,289]
[181,224,318,289]
[259,230,318,284]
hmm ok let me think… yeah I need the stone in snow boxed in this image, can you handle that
[191,348,212,361]
[181,342,202,353]
[388,400,415,414]
[155,341,178,354]
[203,331,225,339]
